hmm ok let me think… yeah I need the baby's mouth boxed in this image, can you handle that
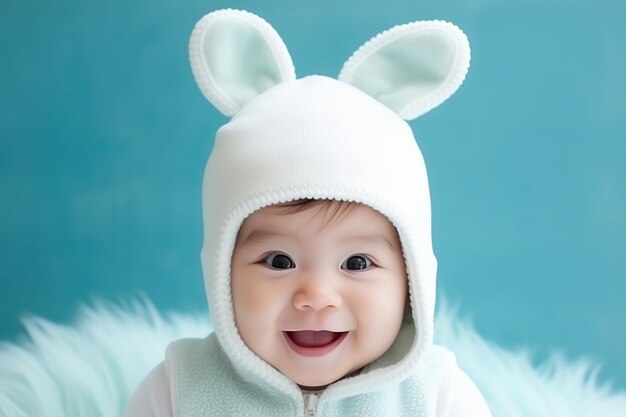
[283,331,348,357]
[286,331,345,347]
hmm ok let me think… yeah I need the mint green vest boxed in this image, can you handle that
[171,334,454,417]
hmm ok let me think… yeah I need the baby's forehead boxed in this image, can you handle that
[236,200,401,247]
[246,200,388,226]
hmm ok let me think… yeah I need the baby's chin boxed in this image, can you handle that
[297,382,332,391]
[289,367,364,391]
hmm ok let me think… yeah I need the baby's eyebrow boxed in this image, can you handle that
[238,229,398,250]
[341,233,398,251]
[238,229,288,246]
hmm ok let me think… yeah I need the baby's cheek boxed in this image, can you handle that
[353,281,405,331]
[236,283,277,312]
[233,290,282,359]
[233,283,279,334]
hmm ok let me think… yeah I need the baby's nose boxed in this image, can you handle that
[292,275,342,311]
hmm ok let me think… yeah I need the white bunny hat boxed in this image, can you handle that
[190,9,470,392]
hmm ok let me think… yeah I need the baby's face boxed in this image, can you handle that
[231,202,407,389]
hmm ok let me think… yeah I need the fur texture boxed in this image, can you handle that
[0,300,624,417]
[434,304,626,416]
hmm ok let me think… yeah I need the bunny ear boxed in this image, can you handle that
[189,9,296,116]
[339,21,470,120]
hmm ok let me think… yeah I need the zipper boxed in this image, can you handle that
[303,392,319,417]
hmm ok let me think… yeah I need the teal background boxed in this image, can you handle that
[2,0,625,390]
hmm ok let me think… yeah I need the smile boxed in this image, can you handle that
[283,330,348,357]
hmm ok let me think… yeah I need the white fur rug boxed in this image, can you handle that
[0,300,624,417]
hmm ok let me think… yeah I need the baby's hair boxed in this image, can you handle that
[270,199,359,228]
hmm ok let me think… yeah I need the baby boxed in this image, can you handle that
[125,9,492,416]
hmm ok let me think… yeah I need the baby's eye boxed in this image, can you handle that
[262,252,296,269]
[341,255,372,271]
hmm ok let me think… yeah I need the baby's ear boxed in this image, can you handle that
[189,9,296,116]
[339,21,470,120]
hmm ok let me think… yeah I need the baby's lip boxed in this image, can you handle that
[285,330,345,347]
[283,330,349,357]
